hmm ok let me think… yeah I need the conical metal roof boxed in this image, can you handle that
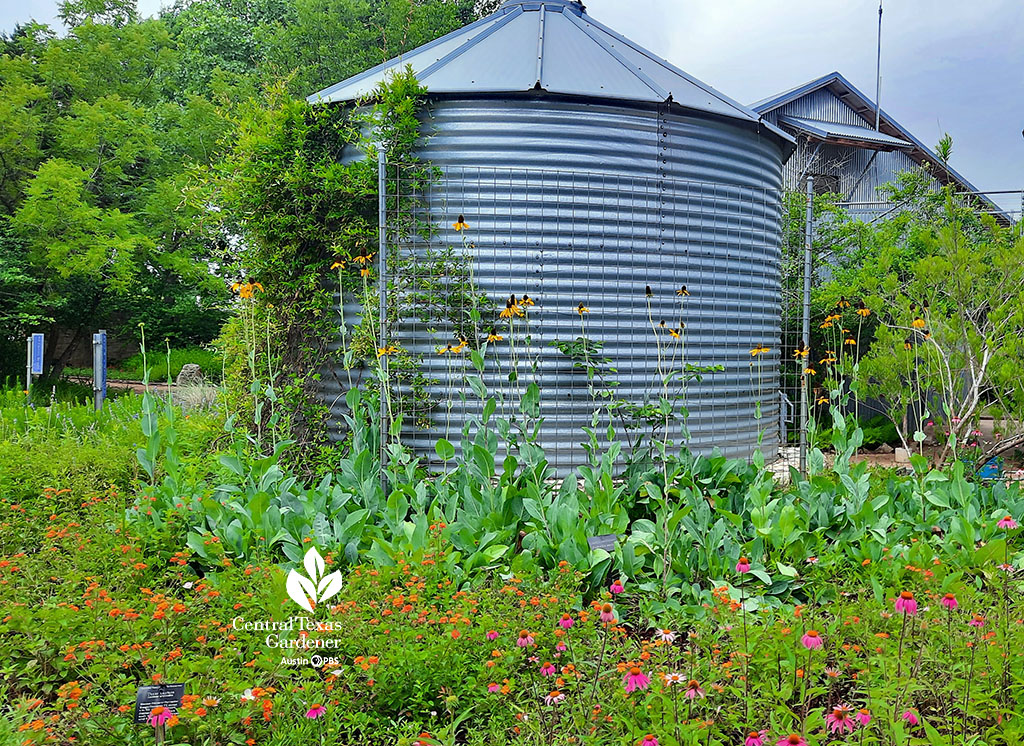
[307,0,767,125]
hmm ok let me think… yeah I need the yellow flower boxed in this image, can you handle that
[816,396,829,405]
[911,318,926,329]
[819,356,836,364]
[668,328,681,339]
[451,339,468,354]
[231,279,264,299]
[576,303,590,315]
[437,344,453,355]
[499,301,523,319]
[453,214,469,232]
[331,261,345,270]
[677,285,690,297]
[749,345,770,356]
[353,254,375,265]
[844,338,856,346]
[376,345,398,358]
[803,367,817,376]
[836,296,851,309]
[819,321,833,329]
[658,319,666,328]
[856,306,871,317]
[360,268,371,278]
[793,343,809,359]
[520,294,535,307]
[487,333,504,343]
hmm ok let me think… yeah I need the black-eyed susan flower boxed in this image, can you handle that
[231,279,264,299]
[668,328,682,339]
[844,338,856,346]
[330,260,346,270]
[903,337,914,350]
[360,268,371,278]
[855,301,871,317]
[451,338,468,354]
[911,318,926,329]
[500,300,523,319]
[376,345,399,358]
[486,332,504,343]
[437,344,453,355]
[817,396,829,405]
[576,303,590,315]
[803,367,817,376]
[520,294,535,307]
[749,345,770,356]
[645,285,653,298]
[793,342,809,359]
[453,214,469,231]
[353,253,375,265]
[836,296,851,309]
[819,355,836,364]
[677,285,690,297]
[658,319,666,328]
[819,320,833,329]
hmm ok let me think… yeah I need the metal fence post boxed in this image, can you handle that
[799,175,814,474]
[377,147,389,493]
[92,329,107,412]
[25,336,32,395]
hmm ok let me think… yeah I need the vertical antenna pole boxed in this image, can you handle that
[875,1,883,131]
[377,146,389,495]
[800,175,814,474]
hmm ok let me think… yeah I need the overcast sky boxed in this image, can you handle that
[5,0,1023,213]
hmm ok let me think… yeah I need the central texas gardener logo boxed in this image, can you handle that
[286,547,343,612]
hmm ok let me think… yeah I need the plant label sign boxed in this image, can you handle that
[133,684,185,725]
[30,333,44,375]
[587,533,618,552]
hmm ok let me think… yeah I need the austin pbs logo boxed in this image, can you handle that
[286,547,343,613]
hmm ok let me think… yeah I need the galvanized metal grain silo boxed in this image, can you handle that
[311,0,794,471]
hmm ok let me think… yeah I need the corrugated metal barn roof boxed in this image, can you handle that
[777,115,912,150]
[308,0,782,131]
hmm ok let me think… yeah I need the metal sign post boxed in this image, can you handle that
[92,329,107,411]
[377,146,389,497]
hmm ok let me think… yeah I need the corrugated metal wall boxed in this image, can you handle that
[763,87,924,211]
[320,96,786,472]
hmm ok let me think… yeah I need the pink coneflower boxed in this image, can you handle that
[806,556,819,565]
[940,593,958,610]
[684,679,705,700]
[543,690,565,706]
[539,661,556,677]
[487,682,500,693]
[902,710,919,726]
[776,734,807,746]
[516,630,534,647]
[856,708,871,726]
[745,731,766,746]
[653,629,676,643]
[486,630,499,641]
[555,641,567,652]
[894,591,918,615]
[638,736,659,746]
[305,704,327,719]
[998,563,1014,573]
[826,704,856,734]
[800,629,823,649]
[998,515,1018,529]
[558,614,574,630]
[148,706,173,727]
[736,556,751,574]
[610,579,625,594]
[824,666,840,678]
[969,614,986,628]
[599,603,616,624]
[624,666,651,693]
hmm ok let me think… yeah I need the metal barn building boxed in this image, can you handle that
[752,72,1006,221]
[310,0,795,471]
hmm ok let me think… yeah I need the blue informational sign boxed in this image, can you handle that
[30,333,44,375]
